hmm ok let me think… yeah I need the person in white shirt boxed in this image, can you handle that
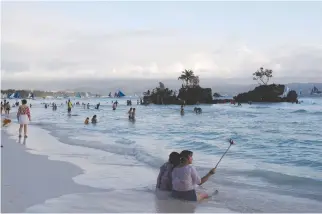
[171,150,216,201]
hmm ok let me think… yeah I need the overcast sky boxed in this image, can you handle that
[1,1,322,84]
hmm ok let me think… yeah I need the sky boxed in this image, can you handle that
[1,1,322,84]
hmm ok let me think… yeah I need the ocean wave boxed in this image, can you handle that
[249,106,271,109]
[291,109,322,115]
[45,130,165,169]
[242,169,322,187]
[292,109,308,113]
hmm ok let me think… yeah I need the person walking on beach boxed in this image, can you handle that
[17,99,31,138]
[171,150,216,201]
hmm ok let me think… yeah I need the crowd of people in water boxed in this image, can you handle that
[38,99,136,125]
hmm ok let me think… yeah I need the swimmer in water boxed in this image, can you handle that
[91,115,97,124]
[131,108,136,120]
[128,108,133,119]
[180,105,184,115]
[84,117,89,125]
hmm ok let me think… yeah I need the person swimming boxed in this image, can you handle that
[91,115,97,124]
[130,108,136,120]
[84,117,89,125]
[156,152,180,191]
[180,105,184,115]
[171,150,216,201]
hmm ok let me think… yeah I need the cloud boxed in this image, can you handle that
[1,3,322,82]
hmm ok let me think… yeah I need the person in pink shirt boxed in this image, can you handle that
[171,150,216,201]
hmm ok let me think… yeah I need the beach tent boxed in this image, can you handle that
[117,90,126,97]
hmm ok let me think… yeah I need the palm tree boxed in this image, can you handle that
[178,69,195,87]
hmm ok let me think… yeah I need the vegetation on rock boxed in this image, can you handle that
[253,67,273,85]
[143,69,212,105]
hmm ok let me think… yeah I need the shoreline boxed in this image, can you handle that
[1,130,101,213]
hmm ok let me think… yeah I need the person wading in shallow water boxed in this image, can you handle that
[171,150,216,201]
[67,99,73,114]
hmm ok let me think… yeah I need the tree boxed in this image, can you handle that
[189,75,200,88]
[253,67,273,85]
[178,69,195,87]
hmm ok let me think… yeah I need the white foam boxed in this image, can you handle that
[4,123,157,190]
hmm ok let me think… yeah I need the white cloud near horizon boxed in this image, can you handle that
[1,2,322,82]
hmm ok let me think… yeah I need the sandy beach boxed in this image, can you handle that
[1,130,100,213]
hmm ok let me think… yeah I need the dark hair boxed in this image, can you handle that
[22,99,27,105]
[169,152,180,167]
[180,150,193,163]
[93,115,97,118]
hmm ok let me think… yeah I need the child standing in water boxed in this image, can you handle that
[91,115,97,124]
[84,117,89,124]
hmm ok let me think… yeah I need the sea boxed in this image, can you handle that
[3,97,322,212]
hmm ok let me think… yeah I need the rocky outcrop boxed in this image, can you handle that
[213,93,222,98]
[286,90,298,103]
[234,84,298,103]
[142,86,213,105]
[142,87,182,105]
[177,87,213,105]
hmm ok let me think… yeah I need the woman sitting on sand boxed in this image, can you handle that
[17,99,31,138]
[171,150,216,201]
[156,152,180,191]
[91,115,97,124]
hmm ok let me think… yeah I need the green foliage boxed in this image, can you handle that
[253,67,273,85]
[178,69,200,88]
